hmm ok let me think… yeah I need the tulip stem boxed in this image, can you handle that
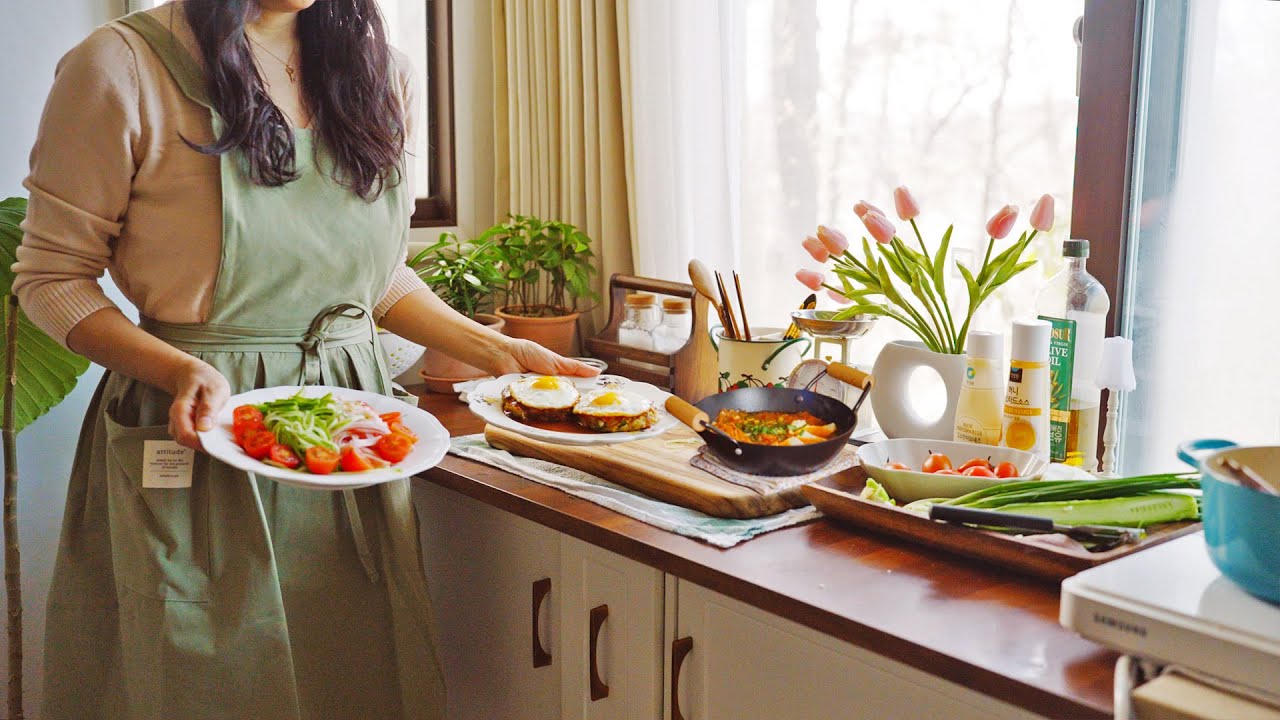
[909,218,930,258]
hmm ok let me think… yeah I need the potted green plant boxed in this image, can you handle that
[405,232,508,389]
[0,197,92,718]
[486,214,598,356]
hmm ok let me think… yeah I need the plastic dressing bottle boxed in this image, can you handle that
[1001,319,1051,460]
[953,330,1004,446]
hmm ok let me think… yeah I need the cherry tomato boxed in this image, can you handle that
[340,446,375,473]
[994,461,1020,479]
[374,433,413,463]
[957,457,993,473]
[233,405,264,431]
[389,421,418,443]
[884,461,910,471]
[304,446,340,475]
[268,444,300,469]
[379,412,402,425]
[962,465,998,478]
[922,453,953,474]
[933,469,961,476]
[242,428,276,460]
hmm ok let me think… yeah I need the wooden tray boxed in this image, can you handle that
[802,468,1202,581]
[483,425,810,519]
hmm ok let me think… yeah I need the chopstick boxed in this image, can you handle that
[733,271,752,341]
[714,271,740,340]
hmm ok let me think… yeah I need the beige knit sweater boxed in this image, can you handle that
[13,3,427,347]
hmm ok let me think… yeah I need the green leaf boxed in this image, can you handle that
[0,197,91,432]
[956,262,980,309]
[931,225,953,293]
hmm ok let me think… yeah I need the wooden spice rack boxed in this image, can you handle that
[586,274,718,402]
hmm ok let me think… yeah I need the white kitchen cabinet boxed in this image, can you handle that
[415,483,563,720]
[559,535,665,720]
[670,580,1040,720]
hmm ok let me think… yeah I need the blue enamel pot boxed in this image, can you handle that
[1177,439,1280,604]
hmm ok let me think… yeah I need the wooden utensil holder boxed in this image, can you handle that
[586,274,718,402]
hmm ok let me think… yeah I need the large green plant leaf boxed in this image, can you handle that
[0,197,91,432]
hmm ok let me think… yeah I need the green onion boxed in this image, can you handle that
[939,473,1200,509]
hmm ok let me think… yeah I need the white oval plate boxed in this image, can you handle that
[468,373,678,446]
[857,438,1049,504]
[198,385,450,490]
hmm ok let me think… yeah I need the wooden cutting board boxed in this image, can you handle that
[482,425,811,519]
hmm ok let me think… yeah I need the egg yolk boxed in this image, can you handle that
[531,376,561,390]
[591,392,619,406]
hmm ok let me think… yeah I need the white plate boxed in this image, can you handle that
[198,385,450,490]
[857,438,1049,504]
[467,373,678,446]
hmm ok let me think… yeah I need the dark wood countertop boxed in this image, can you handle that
[411,389,1115,719]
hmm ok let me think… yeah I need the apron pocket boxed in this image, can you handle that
[103,398,211,603]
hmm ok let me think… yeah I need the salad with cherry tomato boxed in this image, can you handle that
[231,392,418,474]
[881,452,1021,479]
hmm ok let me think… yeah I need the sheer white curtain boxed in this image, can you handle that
[626,0,744,286]
[627,0,1082,365]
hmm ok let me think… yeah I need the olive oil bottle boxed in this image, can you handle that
[1036,239,1110,470]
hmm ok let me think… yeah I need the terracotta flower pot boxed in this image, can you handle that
[496,306,580,357]
[418,312,506,393]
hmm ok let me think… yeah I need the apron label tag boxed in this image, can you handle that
[142,441,195,489]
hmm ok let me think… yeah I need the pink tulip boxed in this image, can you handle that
[985,204,1019,239]
[795,269,825,291]
[816,225,849,254]
[801,235,830,263]
[893,186,920,221]
[853,200,885,219]
[827,289,852,305]
[862,211,897,245]
[1029,194,1054,232]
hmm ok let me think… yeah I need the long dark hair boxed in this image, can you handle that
[183,0,405,200]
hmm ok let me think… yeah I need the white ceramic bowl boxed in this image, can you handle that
[857,438,1048,504]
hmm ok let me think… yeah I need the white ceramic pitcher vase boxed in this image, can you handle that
[870,340,968,440]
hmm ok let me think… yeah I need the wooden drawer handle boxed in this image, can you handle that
[532,578,552,668]
[671,636,693,720]
[588,604,609,701]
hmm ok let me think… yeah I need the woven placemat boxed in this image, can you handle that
[690,445,861,495]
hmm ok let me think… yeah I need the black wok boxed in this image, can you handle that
[664,362,873,476]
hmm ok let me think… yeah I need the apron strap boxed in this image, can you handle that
[297,302,393,397]
[115,11,214,110]
[298,302,393,584]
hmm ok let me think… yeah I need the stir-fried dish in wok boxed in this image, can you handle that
[710,409,838,446]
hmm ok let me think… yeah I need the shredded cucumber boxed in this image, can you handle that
[255,393,348,456]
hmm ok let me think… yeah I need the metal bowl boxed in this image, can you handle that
[788,309,878,338]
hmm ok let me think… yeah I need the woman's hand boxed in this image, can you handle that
[492,338,600,378]
[167,359,231,450]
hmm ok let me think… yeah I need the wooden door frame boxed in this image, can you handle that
[1069,0,1143,336]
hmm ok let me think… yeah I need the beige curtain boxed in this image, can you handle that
[491,0,636,332]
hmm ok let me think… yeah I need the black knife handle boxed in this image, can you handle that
[929,504,1055,533]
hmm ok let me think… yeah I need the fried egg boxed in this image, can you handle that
[507,375,580,411]
[573,389,652,417]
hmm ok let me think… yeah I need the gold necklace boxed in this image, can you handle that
[247,33,299,83]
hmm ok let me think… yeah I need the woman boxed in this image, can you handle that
[14,1,594,718]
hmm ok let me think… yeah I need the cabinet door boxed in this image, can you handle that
[560,535,665,720]
[671,580,1040,720]
[414,483,562,720]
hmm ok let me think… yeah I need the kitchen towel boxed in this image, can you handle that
[448,435,821,548]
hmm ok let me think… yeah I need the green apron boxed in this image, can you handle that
[40,13,444,720]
